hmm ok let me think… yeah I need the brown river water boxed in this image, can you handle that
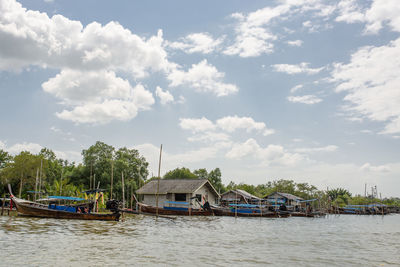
[1,214,399,266]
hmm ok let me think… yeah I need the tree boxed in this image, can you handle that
[82,141,115,190]
[208,168,225,193]
[193,168,208,179]
[163,167,197,179]
[0,149,12,169]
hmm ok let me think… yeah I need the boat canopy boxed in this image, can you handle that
[298,199,318,203]
[229,203,259,208]
[38,196,85,201]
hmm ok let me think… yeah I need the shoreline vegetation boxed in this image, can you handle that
[1,141,399,208]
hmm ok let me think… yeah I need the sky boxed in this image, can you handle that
[1,0,400,197]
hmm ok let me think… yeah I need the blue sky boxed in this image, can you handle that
[1,0,400,196]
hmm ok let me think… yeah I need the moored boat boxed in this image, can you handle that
[8,186,120,221]
[211,204,290,218]
[138,202,213,216]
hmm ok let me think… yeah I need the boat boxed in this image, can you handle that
[211,204,290,218]
[8,185,120,221]
[138,201,213,216]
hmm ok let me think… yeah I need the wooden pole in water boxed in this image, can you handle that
[235,190,238,218]
[1,195,5,216]
[130,184,133,210]
[90,162,93,190]
[19,173,23,198]
[259,198,262,218]
[156,144,162,217]
[38,159,43,198]
[110,159,114,199]
[122,172,125,209]
[60,166,64,196]
[34,168,39,201]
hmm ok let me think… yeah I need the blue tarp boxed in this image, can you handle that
[48,204,77,213]
[47,196,85,201]
[164,201,189,205]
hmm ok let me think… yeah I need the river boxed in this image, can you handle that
[1,214,399,266]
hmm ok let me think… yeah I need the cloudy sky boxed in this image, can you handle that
[1,0,400,196]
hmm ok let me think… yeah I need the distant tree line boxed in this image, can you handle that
[1,142,399,207]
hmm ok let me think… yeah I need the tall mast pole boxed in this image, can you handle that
[156,144,163,217]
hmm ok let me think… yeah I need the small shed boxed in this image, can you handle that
[220,189,261,206]
[264,192,303,207]
[136,179,220,209]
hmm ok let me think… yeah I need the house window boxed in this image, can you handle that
[195,194,202,202]
[175,193,186,201]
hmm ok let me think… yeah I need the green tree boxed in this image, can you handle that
[0,149,12,169]
[163,167,197,179]
[208,168,225,193]
[193,168,208,179]
[82,141,115,190]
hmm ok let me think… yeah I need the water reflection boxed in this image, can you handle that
[1,214,400,266]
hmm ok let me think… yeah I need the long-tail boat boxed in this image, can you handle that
[138,201,213,216]
[8,185,120,221]
[211,204,290,218]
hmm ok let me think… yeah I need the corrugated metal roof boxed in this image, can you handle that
[136,179,218,195]
[265,192,303,201]
[221,189,261,200]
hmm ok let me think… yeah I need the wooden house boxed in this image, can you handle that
[220,189,261,206]
[136,179,220,209]
[264,192,303,207]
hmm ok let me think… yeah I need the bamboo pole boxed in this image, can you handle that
[19,174,23,198]
[60,166,64,196]
[38,159,43,198]
[235,190,237,218]
[1,195,5,216]
[122,172,125,209]
[130,184,133,210]
[156,144,162,217]
[90,162,93,190]
[34,168,39,201]
[110,159,114,199]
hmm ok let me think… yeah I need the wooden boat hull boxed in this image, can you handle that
[212,207,289,218]
[139,204,213,216]
[12,197,120,221]
[290,212,325,217]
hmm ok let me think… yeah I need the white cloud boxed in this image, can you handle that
[272,62,324,75]
[290,84,303,93]
[188,132,231,143]
[360,163,391,173]
[0,0,174,124]
[288,95,322,104]
[168,59,238,97]
[0,1,172,75]
[155,86,174,105]
[363,0,400,34]
[179,117,216,133]
[295,145,338,153]
[7,142,43,155]
[43,70,154,124]
[0,140,6,150]
[335,0,400,34]
[216,115,274,136]
[226,138,304,166]
[223,5,287,57]
[331,37,400,134]
[167,32,224,54]
[335,0,365,24]
[287,40,303,47]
